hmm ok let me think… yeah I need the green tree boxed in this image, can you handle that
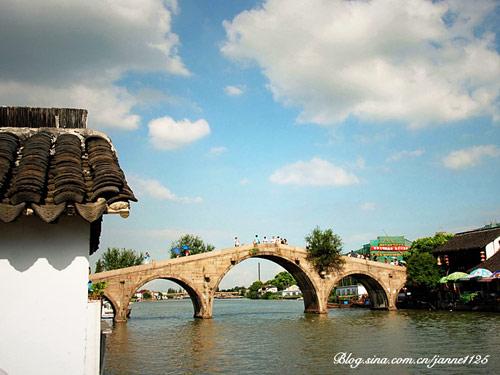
[406,252,442,289]
[405,232,453,290]
[305,227,345,273]
[408,232,453,255]
[246,280,263,299]
[95,259,104,273]
[142,290,152,300]
[170,234,215,258]
[261,291,279,300]
[269,271,296,290]
[96,247,144,271]
[88,281,107,300]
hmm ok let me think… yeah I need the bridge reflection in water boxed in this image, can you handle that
[103,301,500,375]
[91,243,406,322]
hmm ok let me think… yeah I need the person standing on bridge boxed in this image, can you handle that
[234,236,240,247]
[253,235,260,246]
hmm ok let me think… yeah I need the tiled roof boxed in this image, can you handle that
[433,227,500,254]
[0,128,136,224]
[478,251,500,272]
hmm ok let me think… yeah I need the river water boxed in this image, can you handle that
[103,299,499,375]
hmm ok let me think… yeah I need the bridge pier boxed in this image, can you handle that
[114,305,129,323]
[306,286,329,315]
[194,305,213,319]
[304,305,328,315]
[388,287,402,311]
[194,292,214,319]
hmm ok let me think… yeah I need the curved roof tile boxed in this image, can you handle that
[0,128,136,224]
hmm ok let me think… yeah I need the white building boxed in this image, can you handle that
[258,285,278,294]
[335,284,368,297]
[134,292,144,300]
[0,108,136,375]
[281,284,302,297]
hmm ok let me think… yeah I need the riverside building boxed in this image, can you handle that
[355,235,412,263]
[433,225,500,272]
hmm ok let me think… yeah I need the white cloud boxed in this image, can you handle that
[130,177,202,204]
[0,0,189,130]
[208,146,228,156]
[387,149,425,162]
[240,178,250,186]
[224,85,246,96]
[0,81,141,130]
[360,202,377,211]
[442,145,500,170]
[148,116,210,150]
[269,158,359,187]
[133,88,200,112]
[222,0,500,128]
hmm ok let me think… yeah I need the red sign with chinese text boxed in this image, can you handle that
[370,246,410,251]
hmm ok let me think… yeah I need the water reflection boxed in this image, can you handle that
[104,300,499,375]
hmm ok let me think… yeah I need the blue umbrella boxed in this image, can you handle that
[469,268,493,278]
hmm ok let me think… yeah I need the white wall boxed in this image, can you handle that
[0,215,90,375]
[85,301,101,375]
[485,236,500,260]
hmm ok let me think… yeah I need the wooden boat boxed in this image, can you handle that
[327,302,352,308]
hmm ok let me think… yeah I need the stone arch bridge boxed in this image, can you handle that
[90,243,407,322]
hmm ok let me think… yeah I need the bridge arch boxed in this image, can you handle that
[214,250,323,314]
[102,292,119,318]
[327,271,390,309]
[107,274,208,321]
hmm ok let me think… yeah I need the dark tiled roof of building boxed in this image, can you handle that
[479,251,500,272]
[433,227,500,254]
[0,128,136,225]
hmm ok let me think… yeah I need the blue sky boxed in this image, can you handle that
[1,0,499,289]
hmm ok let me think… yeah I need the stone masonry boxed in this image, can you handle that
[90,243,407,322]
